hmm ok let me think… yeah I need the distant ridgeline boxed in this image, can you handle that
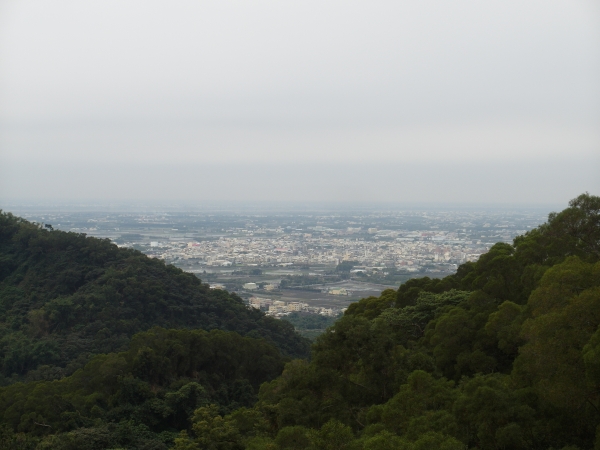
[0,193,599,450]
[0,211,310,383]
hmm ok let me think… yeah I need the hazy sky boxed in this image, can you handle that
[0,0,599,205]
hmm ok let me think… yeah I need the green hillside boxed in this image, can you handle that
[0,211,310,384]
[0,327,286,449]
[1,193,599,449]
[235,193,599,450]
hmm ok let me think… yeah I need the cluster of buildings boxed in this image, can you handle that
[241,282,277,291]
[326,287,349,295]
[248,297,340,318]
[147,229,495,272]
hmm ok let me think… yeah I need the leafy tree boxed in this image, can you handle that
[2,194,600,448]
[0,211,310,382]
[0,327,286,447]
[308,419,357,450]
[275,425,311,449]
[345,289,397,320]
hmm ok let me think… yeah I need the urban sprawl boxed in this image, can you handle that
[12,207,549,318]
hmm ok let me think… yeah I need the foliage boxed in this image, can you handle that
[282,312,341,332]
[2,193,600,448]
[0,327,286,447]
[345,289,397,320]
[0,211,310,383]
[281,311,343,341]
[221,193,600,450]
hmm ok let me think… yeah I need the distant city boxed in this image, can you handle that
[8,206,550,318]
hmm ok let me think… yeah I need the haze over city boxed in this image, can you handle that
[1,0,599,205]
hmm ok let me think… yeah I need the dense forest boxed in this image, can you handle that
[0,211,310,386]
[282,313,342,341]
[1,193,599,449]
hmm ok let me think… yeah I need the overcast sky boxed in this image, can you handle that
[0,0,598,205]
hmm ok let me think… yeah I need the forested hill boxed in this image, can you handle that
[1,194,599,449]
[229,193,598,450]
[0,211,310,383]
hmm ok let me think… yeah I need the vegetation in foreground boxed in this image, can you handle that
[0,193,599,449]
[282,312,342,341]
[0,211,310,386]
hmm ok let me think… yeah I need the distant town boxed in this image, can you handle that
[247,296,339,318]
[10,205,549,318]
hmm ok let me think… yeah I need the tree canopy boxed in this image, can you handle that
[1,193,600,449]
[0,211,310,385]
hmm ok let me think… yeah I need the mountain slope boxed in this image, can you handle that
[0,212,310,382]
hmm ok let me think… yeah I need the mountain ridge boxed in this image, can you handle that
[0,211,310,384]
